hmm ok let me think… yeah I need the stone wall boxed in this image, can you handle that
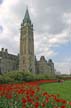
[0,48,19,73]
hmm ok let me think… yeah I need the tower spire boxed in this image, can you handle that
[23,8,31,24]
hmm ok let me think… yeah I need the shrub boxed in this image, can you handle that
[0,71,52,83]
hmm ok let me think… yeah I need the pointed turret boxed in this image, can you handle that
[23,8,31,24]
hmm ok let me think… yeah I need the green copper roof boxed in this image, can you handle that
[23,8,31,23]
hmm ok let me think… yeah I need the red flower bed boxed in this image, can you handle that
[27,79,58,86]
[0,81,71,108]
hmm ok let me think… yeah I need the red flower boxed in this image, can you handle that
[61,105,66,108]
[27,97,34,104]
[43,92,48,96]
[46,97,49,103]
[22,98,27,104]
[17,89,25,94]
[6,95,12,99]
[41,103,45,107]
[34,102,40,108]
[35,96,39,100]
[69,102,71,106]
[31,90,35,96]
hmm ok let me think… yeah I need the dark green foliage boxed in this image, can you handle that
[0,71,50,84]
[56,75,71,80]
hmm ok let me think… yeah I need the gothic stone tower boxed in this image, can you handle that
[19,8,35,73]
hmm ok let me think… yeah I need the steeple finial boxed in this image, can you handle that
[23,7,31,24]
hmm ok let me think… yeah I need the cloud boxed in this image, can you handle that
[0,27,19,54]
[55,57,71,74]
[0,25,3,33]
[48,31,71,46]
[0,0,3,5]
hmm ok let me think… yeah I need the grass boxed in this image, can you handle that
[40,80,71,101]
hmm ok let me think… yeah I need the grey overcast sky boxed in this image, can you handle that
[0,0,71,74]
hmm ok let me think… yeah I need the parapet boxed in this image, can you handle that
[1,48,8,53]
[48,59,54,65]
[1,48,4,52]
[40,56,46,61]
[5,49,8,53]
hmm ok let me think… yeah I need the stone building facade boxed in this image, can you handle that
[0,48,19,74]
[0,8,55,77]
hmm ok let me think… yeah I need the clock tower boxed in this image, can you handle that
[19,8,35,73]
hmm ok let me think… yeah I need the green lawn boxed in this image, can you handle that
[40,80,71,101]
